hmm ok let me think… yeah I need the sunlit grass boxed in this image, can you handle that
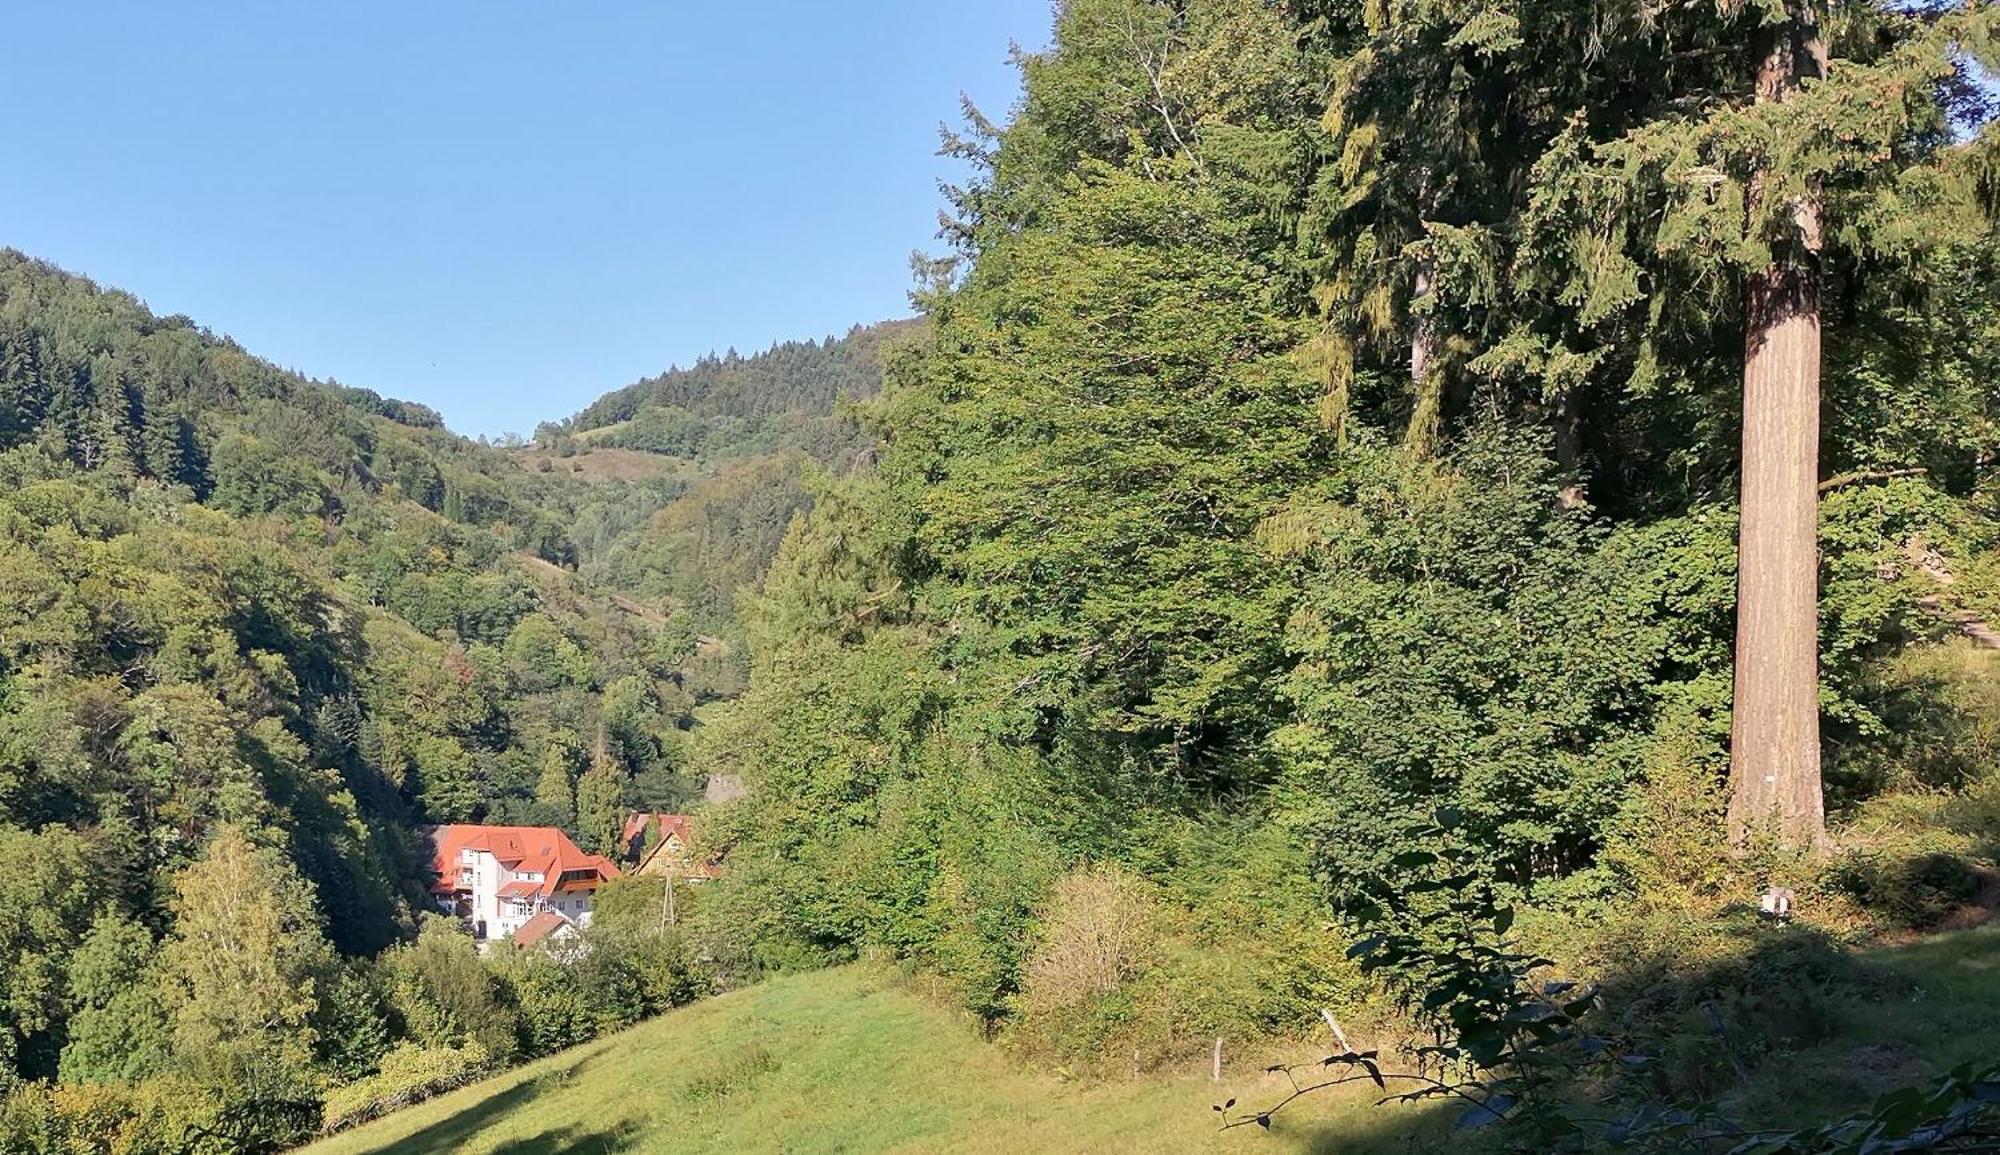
[305,922,2000,1155]
[302,963,1448,1155]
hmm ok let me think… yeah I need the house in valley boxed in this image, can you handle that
[425,825,622,942]
[621,812,719,880]
[510,909,583,956]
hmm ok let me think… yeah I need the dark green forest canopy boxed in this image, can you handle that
[560,318,916,430]
[699,0,2000,1026]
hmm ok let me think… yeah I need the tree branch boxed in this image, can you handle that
[1818,466,1926,493]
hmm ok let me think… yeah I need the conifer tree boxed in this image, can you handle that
[1297,0,1664,461]
[574,738,626,857]
[534,740,578,825]
[1490,0,1992,845]
[1728,0,1832,847]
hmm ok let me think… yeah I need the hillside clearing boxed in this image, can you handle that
[301,964,1449,1155]
[536,446,682,481]
[305,923,2000,1155]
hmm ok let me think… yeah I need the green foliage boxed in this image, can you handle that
[379,917,517,1062]
[3,1,1999,1148]
[695,0,2000,1121]
[318,1040,491,1135]
[0,825,106,1086]
[573,748,626,858]
[0,1079,185,1155]
[211,433,335,520]
[158,826,337,1151]
[312,963,395,1083]
[563,321,913,447]
[1276,429,1706,894]
[58,914,170,1086]
[493,924,707,1065]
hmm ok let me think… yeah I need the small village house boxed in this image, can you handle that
[510,908,585,957]
[620,812,720,880]
[425,825,622,942]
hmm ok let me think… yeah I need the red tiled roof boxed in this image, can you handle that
[425,825,623,899]
[496,881,539,900]
[619,813,693,860]
[512,910,574,950]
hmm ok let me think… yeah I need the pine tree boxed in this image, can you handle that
[534,740,578,825]
[0,322,45,448]
[574,739,626,858]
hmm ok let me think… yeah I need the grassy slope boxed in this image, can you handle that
[303,965,1449,1155]
[309,925,2000,1155]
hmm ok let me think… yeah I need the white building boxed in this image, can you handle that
[425,825,622,942]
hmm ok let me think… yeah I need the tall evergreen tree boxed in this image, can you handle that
[574,739,626,858]
[1477,0,1993,845]
[1729,0,1832,847]
[533,741,578,826]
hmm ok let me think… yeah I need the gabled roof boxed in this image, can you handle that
[636,823,721,880]
[619,812,693,861]
[425,825,622,898]
[511,909,575,950]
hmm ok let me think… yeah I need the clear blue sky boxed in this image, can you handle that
[3,2,1051,437]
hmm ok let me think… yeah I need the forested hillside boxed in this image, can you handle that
[548,319,915,460]
[0,250,864,1148]
[5,0,2000,1150]
[525,320,917,642]
[680,0,2000,1142]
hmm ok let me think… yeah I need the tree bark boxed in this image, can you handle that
[1728,6,1828,849]
[1407,261,1443,453]
[1555,388,1586,508]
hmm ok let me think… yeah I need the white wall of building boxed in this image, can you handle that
[457,847,598,939]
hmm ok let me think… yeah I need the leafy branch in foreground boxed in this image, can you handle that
[1215,811,2000,1151]
[1215,811,1610,1144]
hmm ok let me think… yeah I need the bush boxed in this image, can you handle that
[500,957,600,1059]
[1832,766,2000,932]
[1017,866,1157,1023]
[1592,915,1887,1100]
[0,1081,177,1154]
[318,1041,491,1134]
[1008,834,1372,1074]
[1827,848,1987,932]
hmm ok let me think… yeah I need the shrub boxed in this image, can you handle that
[1017,866,1158,1025]
[1827,848,1986,933]
[1592,915,1886,1100]
[0,1081,177,1154]
[318,1041,491,1134]
[380,916,518,1061]
[500,957,599,1059]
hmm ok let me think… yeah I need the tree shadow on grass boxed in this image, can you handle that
[485,1123,639,1155]
[368,1050,620,1155]
[1204,915,2000,1155]
[1280,1100,1465,1155]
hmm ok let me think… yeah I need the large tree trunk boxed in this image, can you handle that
[1555,388,1586,508]
[1728,6,1828,849]
[1407,261,1443,453]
